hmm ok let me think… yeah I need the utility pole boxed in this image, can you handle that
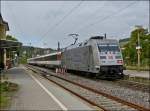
[27,43,31,58]
[57,42,60,51]
[137,32,140,71]
[135,25,142,71]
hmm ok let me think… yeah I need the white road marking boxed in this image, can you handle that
[27,72,68,111]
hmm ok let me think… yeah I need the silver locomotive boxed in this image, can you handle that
[61,36,124,79]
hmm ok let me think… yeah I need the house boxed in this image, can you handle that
[0,13,22,70]
[0,14,9,40]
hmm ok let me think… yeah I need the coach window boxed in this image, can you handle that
[46,55,57,61]
[44,56,49,61]
[51,55,57,60]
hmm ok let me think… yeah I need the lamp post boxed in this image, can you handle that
[135,25,142,71]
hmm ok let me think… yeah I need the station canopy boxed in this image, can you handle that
[0,40,22,50]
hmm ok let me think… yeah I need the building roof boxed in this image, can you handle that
[0,39,22,49]
[0,13,9,31]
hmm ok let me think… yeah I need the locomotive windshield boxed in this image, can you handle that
[98,44,120,52]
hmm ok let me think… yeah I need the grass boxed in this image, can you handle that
[124,75,150,85]
[125,65,149,71]
[0,81,19,109]
[0,92,11,108]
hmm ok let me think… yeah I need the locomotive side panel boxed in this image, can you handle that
[90,40,101,72]
[62,46,94,72]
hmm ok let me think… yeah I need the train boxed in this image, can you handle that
[27,36,124,79]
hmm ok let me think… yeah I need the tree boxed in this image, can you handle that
[6,35,18,41]
[122,27,150,66]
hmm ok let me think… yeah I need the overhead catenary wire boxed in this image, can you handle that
[37,1,65,38]
[40,0,84,43]
[72,1,107,33]
[76,1,138,34]
[8,5,42,47]
[7,5,24,39]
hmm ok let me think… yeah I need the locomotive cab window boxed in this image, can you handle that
[98,44,120,52]
[111,46,120,52]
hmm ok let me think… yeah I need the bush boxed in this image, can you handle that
[0,81,19,108]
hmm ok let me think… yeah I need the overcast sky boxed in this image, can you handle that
[1,1,149,49]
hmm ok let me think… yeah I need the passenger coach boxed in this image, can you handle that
[27,51,61,68]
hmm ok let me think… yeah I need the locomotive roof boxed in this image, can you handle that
[93,39,118,44]
[65,37,118,50]
[90,36,106,40]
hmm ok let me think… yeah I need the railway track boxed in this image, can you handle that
[62,70,149,93]
[25,65,150,111]
[28,65,149,93]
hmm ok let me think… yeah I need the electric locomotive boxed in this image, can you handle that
[61,36,124,79]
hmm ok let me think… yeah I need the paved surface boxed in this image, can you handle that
[124,70,149,78]
[4,66,94,110]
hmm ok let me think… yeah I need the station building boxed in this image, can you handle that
[0,13,22,70]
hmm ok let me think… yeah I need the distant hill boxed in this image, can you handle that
[20,46,56,58]
[119,38,130,47]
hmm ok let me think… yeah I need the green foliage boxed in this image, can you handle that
[119,38,130,43]
[0,82,9,91]
[125,65,149,71]
[122,27,150,67]
[0,81,19,92]
[19,54,27,64]
[19,46,55,64]
[6,35,18,41]
[0,81,19,108]
[0,93,9,108]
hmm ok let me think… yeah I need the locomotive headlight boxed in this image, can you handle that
[95,66,99,68]
[95,66,100,70]
[117,60,123,64]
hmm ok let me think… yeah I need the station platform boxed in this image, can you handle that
[3,66,94,110]
[124,70,149,79]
